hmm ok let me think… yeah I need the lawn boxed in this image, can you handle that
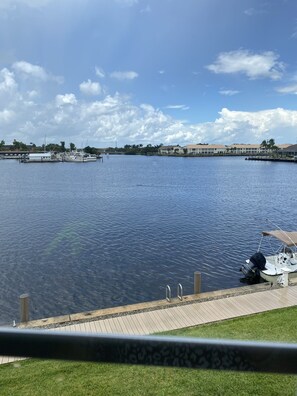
[1,306,297,395]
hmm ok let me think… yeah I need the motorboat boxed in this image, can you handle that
[240,230,297,284]
[63,151,97,162]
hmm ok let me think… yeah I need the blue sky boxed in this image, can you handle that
[0,0,297,147]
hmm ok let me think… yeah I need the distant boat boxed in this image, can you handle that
[20,152,61,163]
[63,151,97,162]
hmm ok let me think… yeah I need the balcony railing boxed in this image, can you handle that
[0,328,297,374]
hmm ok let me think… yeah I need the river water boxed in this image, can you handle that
[0,155,296,324]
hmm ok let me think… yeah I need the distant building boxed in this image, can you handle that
[158,143,293,156]
[227,144,262,154]
[280,144,297,156]
[158,145,183,155]
[228,143,291,154]
[185,144,227,155]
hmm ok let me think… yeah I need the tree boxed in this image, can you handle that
[12,139,27,150]
[0,140,5,149]
[70,142,76,151]
[260,140,267,150]
[60,141,66,152]
[84,146,97,154]
[260,139,278,153]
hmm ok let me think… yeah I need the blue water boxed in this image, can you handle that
[0,155,296,324]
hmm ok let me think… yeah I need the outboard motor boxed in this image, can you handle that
[240,252,266,282]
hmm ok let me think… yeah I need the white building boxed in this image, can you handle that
[158,145,183,155]
[185,144,227,155]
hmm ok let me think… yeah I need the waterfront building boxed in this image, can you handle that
[280,144,297,156]
[227,144,263,154]
[184,144,227,155]
[158,145,183,155]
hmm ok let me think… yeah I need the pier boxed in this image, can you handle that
[246,156,297,163]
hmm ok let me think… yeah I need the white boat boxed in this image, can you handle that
[241,230,297,284]
[21,152,61,163]
[63,151,97,162]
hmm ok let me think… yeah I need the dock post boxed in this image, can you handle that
[20,294,29,323]
[194,272,201,294]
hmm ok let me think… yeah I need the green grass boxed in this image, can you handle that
[1,307,297,395]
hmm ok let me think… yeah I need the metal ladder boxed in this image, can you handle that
[166,283,183,302]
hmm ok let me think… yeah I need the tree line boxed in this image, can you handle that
[0,140,100,154]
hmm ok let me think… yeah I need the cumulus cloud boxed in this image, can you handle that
[0,68,17,94]
[12,61,48,80]
[12,61,63,83]
[1,61,297,147]
[206,50,284,80]
[110,71,138,80]
[79,79,102,96]
[55,93,77,107]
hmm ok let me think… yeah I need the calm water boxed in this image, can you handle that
[0,155,296,324]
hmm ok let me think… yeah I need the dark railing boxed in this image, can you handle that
[1,328,297,374]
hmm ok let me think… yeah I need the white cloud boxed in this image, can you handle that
[110,71,138,80]
[55,93,77,107]
[219,90,239,96]
[79,79,102,96]
[0,109,15,123]
[165,104,189,110]
[95,67,105,79]
[27,90,38,98]
[0,68,17,94]
[12,61,48,80]
[276,84,297,94]
[206,50,284,80]
[1,61,297,147]
[12,61,63,83]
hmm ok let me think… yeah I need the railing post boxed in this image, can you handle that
[20,294,29,323]
[194,272,201,294]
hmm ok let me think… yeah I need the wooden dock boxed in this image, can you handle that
[1,284,297,365]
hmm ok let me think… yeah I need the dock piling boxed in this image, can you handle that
[194,272,201,294]
[20,294,29,323]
